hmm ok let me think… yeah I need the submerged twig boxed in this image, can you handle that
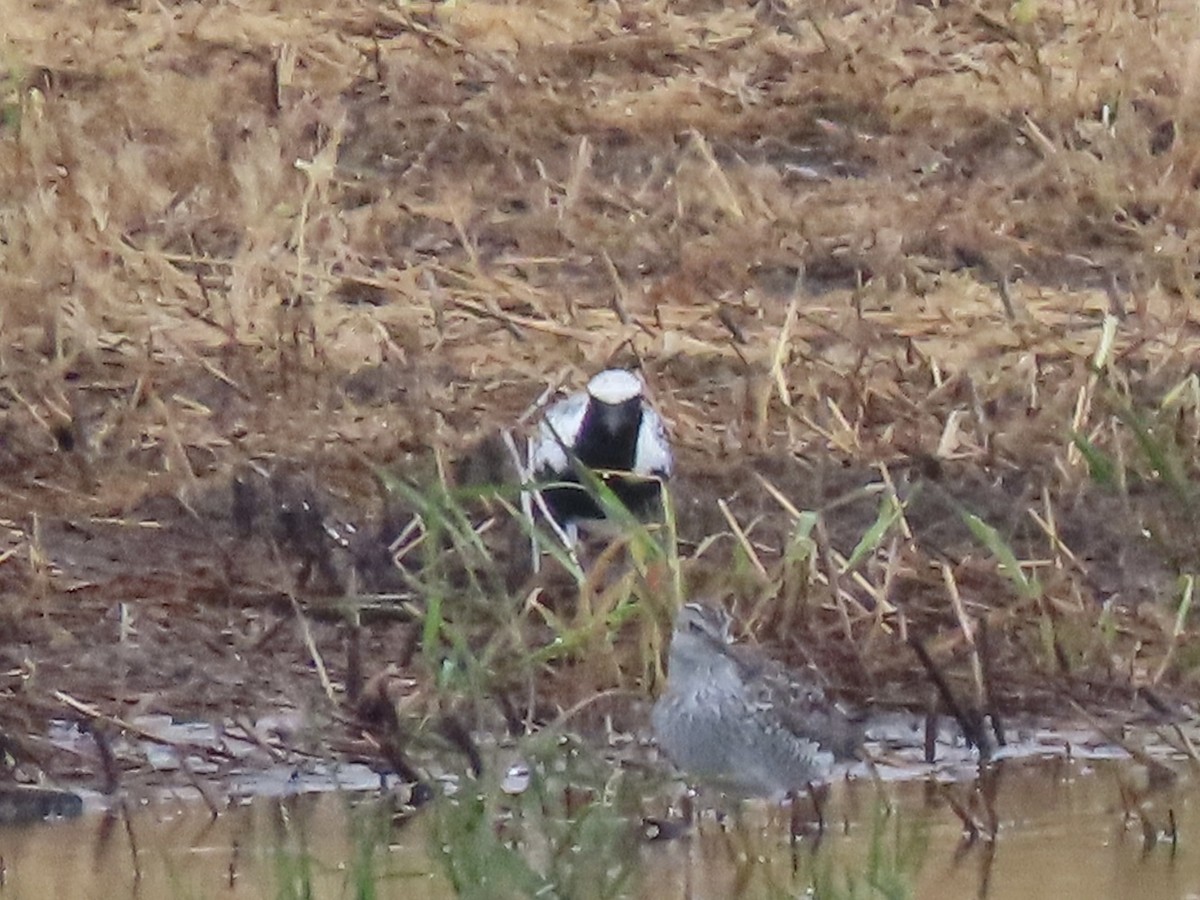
[54,691,236,761]
[288,591,336,702]
[120,799,143,883]
[907,638,990,756]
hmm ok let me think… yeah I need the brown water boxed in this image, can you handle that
[0,754,1195,900]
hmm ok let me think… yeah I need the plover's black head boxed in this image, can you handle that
[585,369,644,435]
[587,369,644,403]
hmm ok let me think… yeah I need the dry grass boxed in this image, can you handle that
[4,0,1200,783]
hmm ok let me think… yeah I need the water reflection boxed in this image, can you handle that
[0,757,1195,899]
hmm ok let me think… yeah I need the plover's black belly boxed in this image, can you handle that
[539,402,664,525]
[540,472,663,525]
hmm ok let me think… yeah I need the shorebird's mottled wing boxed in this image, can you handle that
[738,651,863,760]
[634,405,673,477]
[528,390,589,477]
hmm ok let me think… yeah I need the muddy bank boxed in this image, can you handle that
[0,423,1189,799]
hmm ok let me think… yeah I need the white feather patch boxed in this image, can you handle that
[635,405,673,476]
[528,389,589,476]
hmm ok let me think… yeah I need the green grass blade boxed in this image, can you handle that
[1069,431,1118,488]
[960,511,1040,600]
[844,491,906,571]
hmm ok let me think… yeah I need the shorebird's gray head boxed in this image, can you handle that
[586,369,644,436]
[666,602,736,684]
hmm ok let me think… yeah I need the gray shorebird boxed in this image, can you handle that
[528,369,672,545]
[651,602,862,796]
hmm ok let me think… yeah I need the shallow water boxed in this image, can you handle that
[0,751,1196,900]
[652,757,1195,900]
